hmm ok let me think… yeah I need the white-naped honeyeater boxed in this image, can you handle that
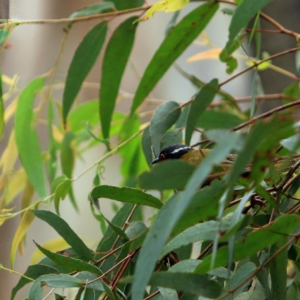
[151,144,237,169]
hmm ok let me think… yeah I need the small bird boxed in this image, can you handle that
[151,144,236,170]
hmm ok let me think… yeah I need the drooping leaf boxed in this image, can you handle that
[100,17,138,138]
[185,79,219,144]
[10,210,35,267]
[15,77,47,198]
[150,101,181,156]
[91,185,163,209]
[63,22,107,123]
[132,132,241,300]
[131,1,219,113]
[32,210,93,261]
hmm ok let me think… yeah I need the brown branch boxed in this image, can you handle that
[220,47,300,87]
[3,5,150,25]
[231,99,300,131]
[144,290,160,300]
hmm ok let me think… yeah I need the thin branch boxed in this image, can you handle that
[144,290,160,300]
[231,99,300,131]
[3,5,150,25]
[220,47,300,87]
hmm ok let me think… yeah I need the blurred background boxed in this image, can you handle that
[0,0,298,298]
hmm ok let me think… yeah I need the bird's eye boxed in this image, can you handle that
[160,153,166,159]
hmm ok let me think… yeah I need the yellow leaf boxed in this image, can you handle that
[4,96,17,123]
[0,129,17,175]
[2,74,14,85]
[21,179,34,210]
[137,0,189,22]
[0,208,15,225]
[187,48,222,62]
[3,168,27,207]
[10,210,35,267]
[31,237,69,264]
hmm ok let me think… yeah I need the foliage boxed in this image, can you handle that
[1,0,300,299]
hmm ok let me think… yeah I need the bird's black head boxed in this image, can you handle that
[151,144,192,165]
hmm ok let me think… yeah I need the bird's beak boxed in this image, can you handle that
[151,157,160,165]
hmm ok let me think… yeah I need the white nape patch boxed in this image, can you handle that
[171,146,191,154]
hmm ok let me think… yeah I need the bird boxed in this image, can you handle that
[151,144,236,170]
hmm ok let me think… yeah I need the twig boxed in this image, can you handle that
[3,5,151,25]
[220,47,300,87]
[231,99,300,131]
[144,290,160,300]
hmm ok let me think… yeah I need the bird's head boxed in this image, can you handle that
[151,144,192,165]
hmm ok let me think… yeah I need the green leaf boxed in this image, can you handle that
[270,238,288,300]
[228,0,273,46]
[150,101,181,156]
[76,272,104,291]
[195,215,300,274]
[161,128,183,150]
[47,100,57,183]
[91,185,163,209]
[161,220,228,258]
[106,0,143,10]
[32,210,93,261]
[124,221,147,240]
[173,180,226,234]
[68,100,99,132]
[118,114,148,187]
[132,132,241,300]
[131,1,219,113]
[60,131,77,210]
[138,160,195,190]
[69,2,115,19]
[100,17,138,138]
[11,264,58,300]
[95,204,136,273]
[0,69,4,139]
[185,79,219,144]
[0,28,10,45]
[142,126,153,166]
[196,110,244,130]
[28,274,83,299]
[54,178,71,215]
[15,77,47,198]
[124,272,222,298]
[283,82,299,104]
[63,22,107,123]
[225,262,257,299]
[34,242,102,275]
